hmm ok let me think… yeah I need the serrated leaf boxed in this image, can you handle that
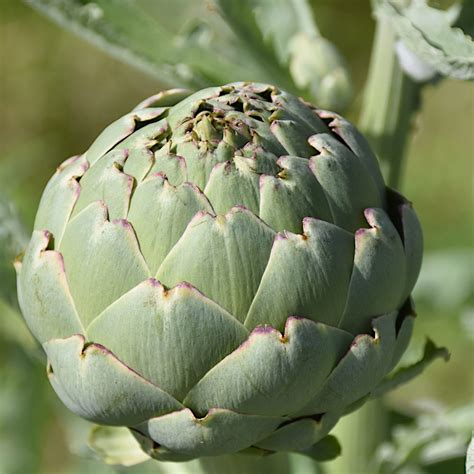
[373,0,474,80]
[370,339,450,398]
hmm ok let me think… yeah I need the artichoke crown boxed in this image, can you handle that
[17,82,422,460]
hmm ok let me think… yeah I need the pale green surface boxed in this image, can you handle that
[254,411,340,452]
[309,133,384,232]
[59,202,150,326]
[89,426,151,466]
[71,150,132,220]
[258,155,333,233]
[339,208,407,334]
[156,207,276,323]
[294,312,398,416]
[146,408,284,457]
[16,231,84,344]
[245,219,354,330]
[128,176,213,274]
[184,318,352,417]
[88,279,248,401]
[34,155,89,248]
[44,335,183,426]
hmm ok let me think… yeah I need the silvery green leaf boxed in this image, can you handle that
[374,405,474,473]
[24,0,259,88]
[370,339,449,398]
[373,0,474,80]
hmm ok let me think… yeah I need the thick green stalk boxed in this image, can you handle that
[197,452,291,474]
[163,452,321,474]
[360,17,422,189]
[325,400,388,474]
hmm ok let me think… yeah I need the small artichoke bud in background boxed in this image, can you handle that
[16,82,423,462]
[289,33,352,111]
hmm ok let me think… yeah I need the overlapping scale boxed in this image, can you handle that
[309,133,384,232]
[294,312,398,416]
[148,149,187,186]
[270,120,316,157]
[71,150,134,221]
[34,155,88,248]
[245,219,354,330]
[259,156,333,233]
[316,109,386,201]
[59,201,150,326]
[145,408,285,457]
[87,279,248,401]
[44,335,183,426]
[184,318,352,417]
[16,231,84,344]
[127,174,213,274]
[85,109,167,166]
[204,160,260,215]
[122,147,154,183]
[156,207,275,323]
[338,208,407,334]
[254,411,340,452]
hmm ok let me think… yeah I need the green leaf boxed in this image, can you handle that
[0,197,28,308]
[374,405,474,473]
[25,0,353,108]
[214,0,297,91]
[215,0,352,109]
[373,0,474,80]
[89,425,150,466]
[24,0,258,88]
[370,339,450,398]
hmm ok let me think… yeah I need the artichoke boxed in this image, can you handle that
[16,82,423,461]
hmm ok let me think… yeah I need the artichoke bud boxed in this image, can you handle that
[17,82,422,462]
[289,33,353,111]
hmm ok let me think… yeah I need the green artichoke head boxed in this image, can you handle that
[16,82,423,461]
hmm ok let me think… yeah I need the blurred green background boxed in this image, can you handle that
[0,1,472,473]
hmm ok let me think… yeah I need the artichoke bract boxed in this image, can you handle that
[16,82,422,461]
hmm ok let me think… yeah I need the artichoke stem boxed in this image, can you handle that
[360,16,422,189]
[324,399,388,474]
[164,452,320,474]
